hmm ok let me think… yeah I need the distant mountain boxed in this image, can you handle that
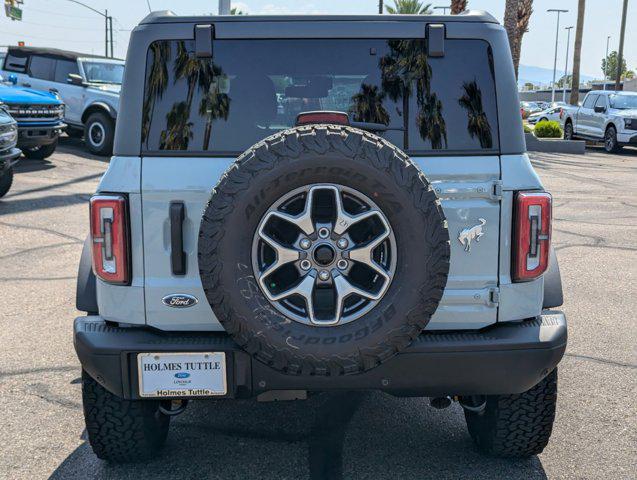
[518,64,596,87]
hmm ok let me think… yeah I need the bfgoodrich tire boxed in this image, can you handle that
[82,370,170,462]
[464,368,558,458]
[198,125,450,376]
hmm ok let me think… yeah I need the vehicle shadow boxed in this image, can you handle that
[58,135,109,162]
[13,157,56,174]
[49,392,547,480]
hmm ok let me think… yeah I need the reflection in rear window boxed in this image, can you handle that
[141,38,499,154]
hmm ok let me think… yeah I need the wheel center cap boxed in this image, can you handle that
[313,244,335,266]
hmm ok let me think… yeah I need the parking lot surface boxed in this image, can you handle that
[0,139,635,480]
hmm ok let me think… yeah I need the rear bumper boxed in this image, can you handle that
[17,123,65,148]
[74,311,567,400]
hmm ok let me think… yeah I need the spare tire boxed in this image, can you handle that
[199,125,450,376]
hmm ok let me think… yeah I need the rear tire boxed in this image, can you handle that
[84,112,114,156]
[21,140,58,160]
[464,368,558,458]
[604,125,622,153]
[82,370,170,463]
[0,167,13,198]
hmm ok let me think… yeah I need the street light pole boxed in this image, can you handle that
[603,35,610,90]
[548,9,568,103]
[563,26,573,103]
[219,0,231,15]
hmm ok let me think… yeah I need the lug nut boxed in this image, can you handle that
[299,238,311,250]
[318,270,330,281]
[337,238,348,249]
[318,227,330,239]
[300,259,312,271]
[337,259,348,270]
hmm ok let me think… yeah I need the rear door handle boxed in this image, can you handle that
[170,202,186,275]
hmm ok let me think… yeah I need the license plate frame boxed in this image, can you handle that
[137,352,227,398]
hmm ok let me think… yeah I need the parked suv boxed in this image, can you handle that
[0,106,20,197]
[74,11,566,463]
[562,90,637,152]
[1,47,123,155]
[0,78,65,159]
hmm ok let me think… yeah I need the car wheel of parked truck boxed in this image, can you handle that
[74,10,567,464]
[604,125,622,153]
[21,140,58,160]
[84,112,114,156]
[0,167,13,198]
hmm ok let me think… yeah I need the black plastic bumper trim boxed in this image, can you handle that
[74,311,567,400]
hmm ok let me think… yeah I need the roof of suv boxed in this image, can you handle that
[6,46,123,62]
[140,10,498,25]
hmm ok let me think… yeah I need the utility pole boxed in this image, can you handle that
[563,26,573,103]
[378,0,383,14]
[614,0,628,92]
[547,9,568,103]
[603,35,610,90]
[109,16,114,58]
[219,0,231,15]
[105,9,108,57]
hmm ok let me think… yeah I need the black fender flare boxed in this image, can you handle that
[82,102,117,123]
[543,246,563,308]
[76,236,98,314]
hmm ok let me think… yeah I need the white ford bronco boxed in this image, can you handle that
[74,10,567,463]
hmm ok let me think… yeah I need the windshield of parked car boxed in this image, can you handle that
[609,94,637,109]
[82,61,124,84]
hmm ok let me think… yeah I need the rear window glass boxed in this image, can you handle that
[141,38,499,155]
[3,52,28,73]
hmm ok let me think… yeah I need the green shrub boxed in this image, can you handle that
[534,120,562,138]
[523,124,533,134]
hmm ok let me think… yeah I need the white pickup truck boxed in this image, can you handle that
[562,91,637,152]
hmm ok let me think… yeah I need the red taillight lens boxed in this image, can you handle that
[90,194,130,285]
[296,111,350,126]
[513,192,552,282]
[559,108,564,119]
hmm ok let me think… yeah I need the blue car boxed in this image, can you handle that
[0,75,65,159]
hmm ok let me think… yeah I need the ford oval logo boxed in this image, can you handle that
[175,372,190,379]
[162,294,198,308]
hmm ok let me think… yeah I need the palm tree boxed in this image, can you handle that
[458,80,493,149]
[417,93,447,149]
[512,0,533,79]
[380,39,431,149]
[174,41,215,115]
[230,7,245,15]
[503,0,519,79]
[450,0,467,15]
[199,82,230,151]
[142,41,171,148]
[160,101,193,150]
[385,0,432,14]
[569,0,585,105]
[349,84,390,125]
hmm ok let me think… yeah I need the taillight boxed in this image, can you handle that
[513,192,552,282]
[296,111,350,126]
[559,108,564,119]
[90,194,130,285]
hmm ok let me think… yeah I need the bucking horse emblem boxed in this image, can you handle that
[458,218,486,252]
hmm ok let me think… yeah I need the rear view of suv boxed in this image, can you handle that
[74,11,566,463]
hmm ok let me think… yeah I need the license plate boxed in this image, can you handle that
[137,352,227,398]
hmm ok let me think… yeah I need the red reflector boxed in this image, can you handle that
[513,192,552,282]
[90,195,130,285]
[296,111,350,126]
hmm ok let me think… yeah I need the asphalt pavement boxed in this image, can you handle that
[0,138,635,480]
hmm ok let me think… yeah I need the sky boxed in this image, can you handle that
[0,0,635,79]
